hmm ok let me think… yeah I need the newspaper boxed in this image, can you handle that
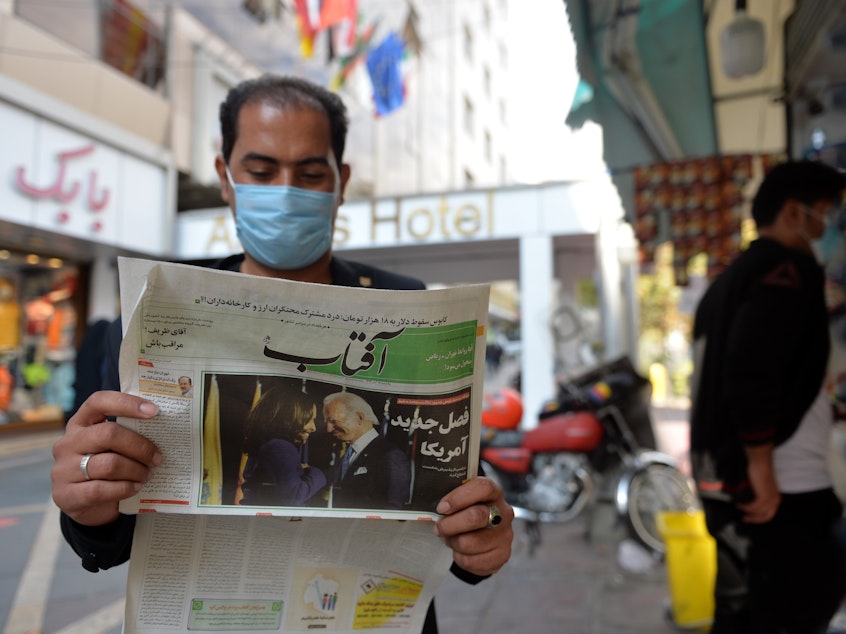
[115,257,490,633]
[125,514,454,633]
[116,257,489,521]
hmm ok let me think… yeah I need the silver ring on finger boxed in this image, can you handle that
[486,504,503,528]
[80,453,96,481]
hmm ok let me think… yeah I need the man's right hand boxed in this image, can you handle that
[737,443,781,524]
[51,391,161,527]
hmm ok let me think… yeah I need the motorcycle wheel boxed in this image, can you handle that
[625,463,697,555]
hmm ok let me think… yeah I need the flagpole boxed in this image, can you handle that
[448,0,456,189]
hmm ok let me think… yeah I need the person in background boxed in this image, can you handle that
[50,74,513,634]
[690,160,846,633]
[239,387,326,507]
[69,319,111,418]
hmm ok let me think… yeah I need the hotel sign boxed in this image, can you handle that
[175,182,603,260]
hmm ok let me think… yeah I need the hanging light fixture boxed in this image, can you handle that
[720,0,766,79]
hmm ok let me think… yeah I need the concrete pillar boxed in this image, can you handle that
[618,222,641,364]
[519,235,556,430]
[596,219,623,359]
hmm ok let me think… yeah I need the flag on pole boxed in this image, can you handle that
[233,379,262,505]
[319,0,356,30]
[201,375,223,505]
[294,0,322,58]
[321,0,357,59]
[366,31,406,116]
[329,18,378,91]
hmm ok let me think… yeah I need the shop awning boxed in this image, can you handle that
[565,0,718,166]
[562,0,804,220]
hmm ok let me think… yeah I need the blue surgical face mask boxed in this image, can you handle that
[226,167,337,270]
[803,204,843,265]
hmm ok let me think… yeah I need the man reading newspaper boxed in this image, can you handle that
[51,74,514,633]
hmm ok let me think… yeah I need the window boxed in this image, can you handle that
[485,130,492,163]
[483,66,491,97]
[464,169,475,189]
[100,0,166,89]
[18,0,166,90]
[464,96,475,137]
[499,98,507,126]
[483,4,491,31]
[499,42,508,71]
[464,24,473,63]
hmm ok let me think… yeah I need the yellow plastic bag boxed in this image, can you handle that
[657,510,716,631]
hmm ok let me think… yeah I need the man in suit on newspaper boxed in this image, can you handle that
[323,390,411,509]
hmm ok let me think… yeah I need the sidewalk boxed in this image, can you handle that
[0,426,62,455]
[442,366,688,631]
[435,514,678,634]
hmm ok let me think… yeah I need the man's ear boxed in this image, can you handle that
[338,163,351,206]
[790,199,810,227]
[215,155,232,206]
[776,199,802,229]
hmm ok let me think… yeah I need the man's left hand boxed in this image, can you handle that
[434,476,514,576]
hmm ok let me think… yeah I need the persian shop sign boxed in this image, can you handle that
[14,144,110,229]
[0,100,169,254]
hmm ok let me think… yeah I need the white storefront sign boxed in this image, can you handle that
[0,100,169,255]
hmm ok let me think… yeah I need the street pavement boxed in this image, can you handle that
[435,516,678,634]
[432,402,697,634]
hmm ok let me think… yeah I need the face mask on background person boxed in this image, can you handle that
[226,167,337,270]
[802,204,844,266]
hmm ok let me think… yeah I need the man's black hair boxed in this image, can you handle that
[752,160,846,227]
[219,74,349,169]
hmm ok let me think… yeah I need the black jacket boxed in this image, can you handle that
[60,253,486,633]
[690,238,829,501]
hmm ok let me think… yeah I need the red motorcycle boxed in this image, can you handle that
[480,357,696,556]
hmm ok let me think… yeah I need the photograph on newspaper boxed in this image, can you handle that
[195,373,474,514]
[115,257,489,521]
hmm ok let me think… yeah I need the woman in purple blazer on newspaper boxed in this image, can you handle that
[239,387,327,507]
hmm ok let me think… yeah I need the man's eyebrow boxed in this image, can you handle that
[240,152,278,165]
[296,156,331,167]
[240,153,330,167]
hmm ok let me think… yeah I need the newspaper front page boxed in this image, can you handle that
[115,257,490,633]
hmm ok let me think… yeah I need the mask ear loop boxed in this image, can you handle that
[223,166,240,216]
[795,204,818,251]
[327,150,342,200]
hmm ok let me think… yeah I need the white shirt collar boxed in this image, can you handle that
[349,427,379,461]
